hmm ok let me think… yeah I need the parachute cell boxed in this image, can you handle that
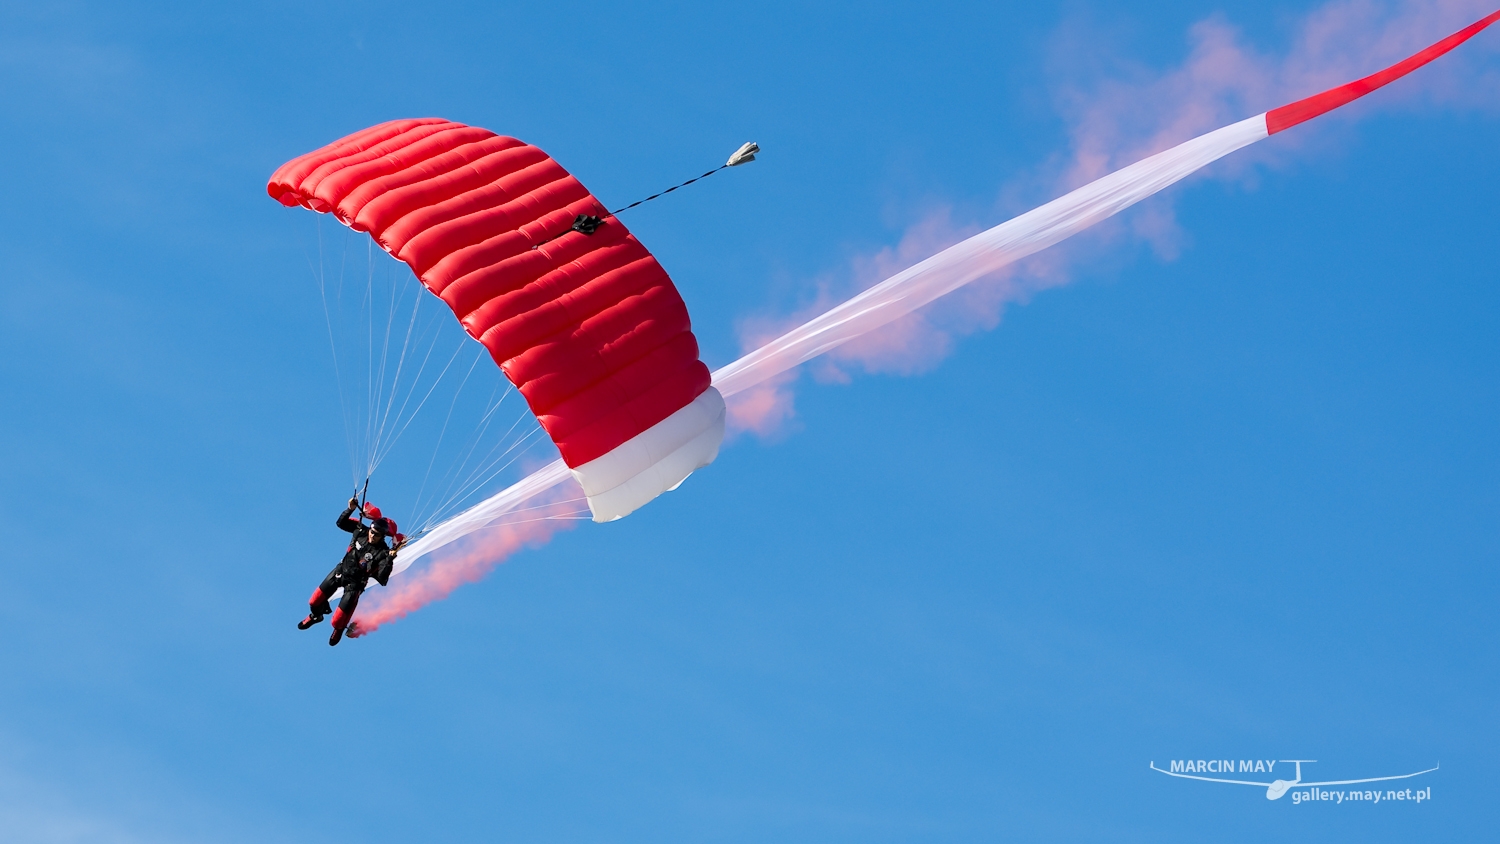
[269,119,725,522]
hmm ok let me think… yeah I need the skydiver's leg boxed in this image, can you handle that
[298,569,342,629]
[329,585,361,631]
[312,568,342,615]
[328,583,363,645]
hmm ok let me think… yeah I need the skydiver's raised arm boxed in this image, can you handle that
[337,496,363,533]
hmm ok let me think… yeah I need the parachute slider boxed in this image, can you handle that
[725,142,759,167]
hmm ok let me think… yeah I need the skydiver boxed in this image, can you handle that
[297,497,400,646]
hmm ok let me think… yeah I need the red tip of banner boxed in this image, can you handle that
[1266,9,1500,134]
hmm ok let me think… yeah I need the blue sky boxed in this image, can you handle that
[1,1,1496,841]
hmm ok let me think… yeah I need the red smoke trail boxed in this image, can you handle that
[348,491,581,637]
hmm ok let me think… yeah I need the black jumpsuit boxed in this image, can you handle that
[309,506,394,629]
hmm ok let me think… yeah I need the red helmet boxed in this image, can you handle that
[362,502,383,521]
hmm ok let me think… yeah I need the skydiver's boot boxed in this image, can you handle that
[328,608,349,646]
[297,612,324,630]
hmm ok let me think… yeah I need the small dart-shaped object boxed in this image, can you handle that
[725,142,759,167]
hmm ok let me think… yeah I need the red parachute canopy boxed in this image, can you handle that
[269,119,725,521]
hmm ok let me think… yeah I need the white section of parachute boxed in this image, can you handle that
[394,113,1272,572]
[571,387,726,522]
[389,390,723,569]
